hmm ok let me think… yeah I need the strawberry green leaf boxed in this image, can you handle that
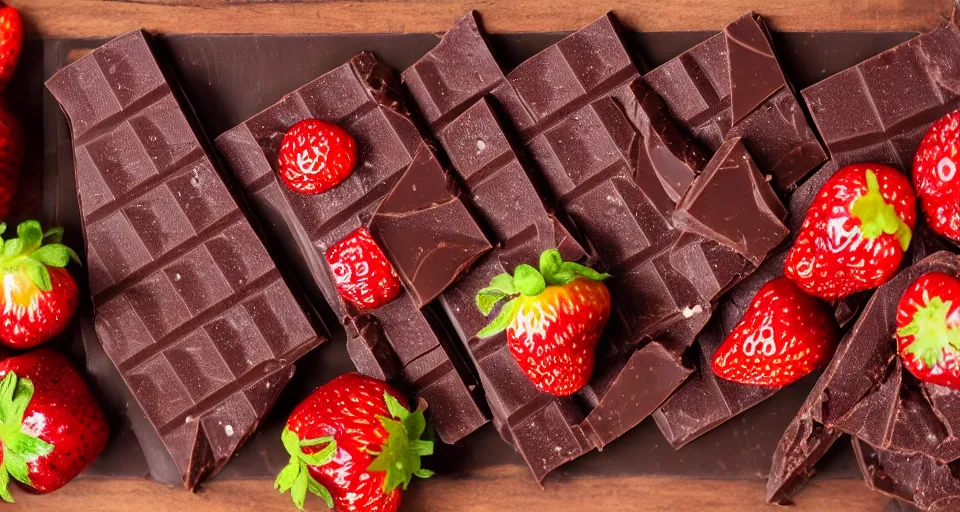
[475,273,517,316]
[23,259,52,292]
[560,261,611,282]
[16,221,43,253]
[367,393,434,495]
[384,392,410,422]
[3,449,28,486]
[42,227,64,244]
[0,463,11,503]
[851,169,912,251]
[30,244,73,268]
[2,239,21,259]
[477,298,520,338]
[539,249,563,284]
[513,264,545,296]
[898,297,960,368]
[0,373,52,491]
[276,427,336,510]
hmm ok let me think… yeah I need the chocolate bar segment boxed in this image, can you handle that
[644,12,827,191]
[45,31,326,489]
[673,137,787,266]
[802,19,960,170]
[216,52,490,444]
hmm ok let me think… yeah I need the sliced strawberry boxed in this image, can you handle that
[326,227,402,311]
[712,277,840,387]
[277,119,357,194]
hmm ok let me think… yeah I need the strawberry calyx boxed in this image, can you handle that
[274,392,433,510]
[274,428,337,510]
[365,393,434,492]
[0,220,79,292]
[897,296,960,369]
[850,169,912,251]
[0,371,54,503]
[475,249,610,338]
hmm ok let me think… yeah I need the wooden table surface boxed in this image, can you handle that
[10,0,958,510]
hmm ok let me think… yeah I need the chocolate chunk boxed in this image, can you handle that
[854,438,960,511]
[644,12,827,191]
[765,401,843,504]
[369,144,490,307]
[673,137,788,265]
[215,52,489,444]
[802,19,960,171]
[44,31,327,489]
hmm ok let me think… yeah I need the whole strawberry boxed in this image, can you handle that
[278,119,357,194]
[913,109,960,243]
[275,373,433,512]
[0,221,80,349]
[896,272,960,389]
[784,164,916,301]
[476,249,611,396]
[0,101,24,219]
[0,3,21,93]
[712,277,839,387]
[0,349,109,500]
[326,227,402,311]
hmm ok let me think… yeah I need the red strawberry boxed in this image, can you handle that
[476,249,611,396]
[326,227,401,311]
[0,101,24,219]
[784,164,916,301]
[0,349,109,500]
[0,221,81,349]
[913,109,960,243]
[712,277,839,387]
[895,272,960,389]
[0,3,21,93]
[277,119,357,194]
[275,373,433,512]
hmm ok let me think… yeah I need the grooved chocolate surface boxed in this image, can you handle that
[403,11,789,479]
[802,20,960,171]
[644,12,827,192]
[44,31,326,489]
[215,52,490,444]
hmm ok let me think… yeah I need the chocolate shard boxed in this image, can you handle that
[45,30,327,489]
[765,402,843,504]
[644,12,827,191]
[673,137,788,266]
[802,18,960,171]
[215,52,489,444]
[369,143,491,308]
[854,438,960,512]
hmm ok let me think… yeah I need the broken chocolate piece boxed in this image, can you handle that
[215,52,489,444]
[802,20,960,171]
[644,12,826,191]
[45,31,327,489]
[673,137,788,265]
[854,438,960,512]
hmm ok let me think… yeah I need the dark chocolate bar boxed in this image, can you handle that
[404,11,788,479]
[215,52,491,444]
[643,12,827,192]
[44,31,327,489]
[802,19,960,171]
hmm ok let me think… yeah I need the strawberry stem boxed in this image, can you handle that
[850,169,912,251]
[0,372,54,503]
[366,393,434,492]
[898,296,960,368]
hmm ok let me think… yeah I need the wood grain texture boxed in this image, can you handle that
[7,466,891,511]
[11,0,959,37]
